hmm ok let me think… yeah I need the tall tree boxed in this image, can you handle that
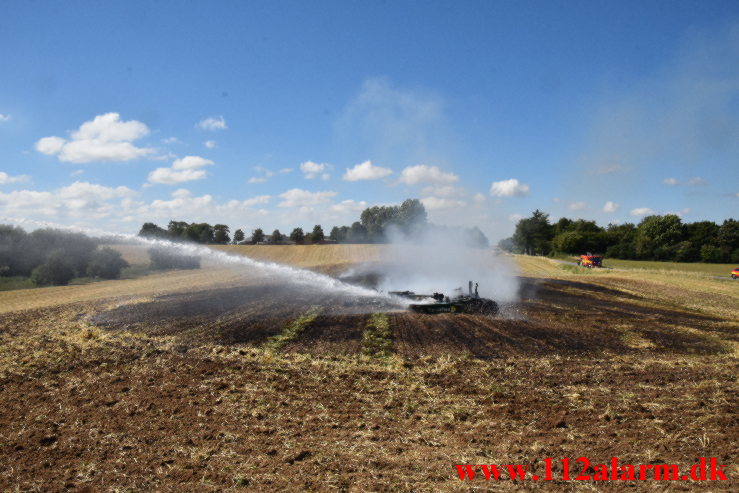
[252,228,265,244]
[512,210,553,255]
[270,229,284,244]
[232,229,245,244]
[138,222,167,239]
[310,224,325,243]
[290,227,305,244]
[213,224,231,244]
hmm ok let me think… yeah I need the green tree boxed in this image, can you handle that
[635,215,684,259]
[329,226,341,242]
[31,252,75,286]
[139,222,168,239]
[232,229,245,244]
[252,228,265,244]
[183,223,214,244]
[87,247,130,279]
[700,244,728,263]
[270,229,284,244]
[512,210,553,255]
[717,219,738,253]
[397,198,427,234]
[167,221,189,239]
[348,222,367,243]
[290,227,305,244]
[552,231,585,253]
[310,224,325,243]
[213,224,231,244]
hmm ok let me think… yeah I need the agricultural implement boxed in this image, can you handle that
[390,281,499,315]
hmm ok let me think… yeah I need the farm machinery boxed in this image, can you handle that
[390,281,499,315]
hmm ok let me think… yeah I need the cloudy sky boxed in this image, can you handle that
[1,1,737,240]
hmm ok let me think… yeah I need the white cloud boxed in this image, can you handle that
[420,196,466,210]
[70,169,84,177]
[162,137,180,144]
[330,199,368,213]
[35,113,153,163]
[399,164,458,185]
[472,193,486,204]
[197,116,227,131]
[630,207,656,216]
[687,176,708,186]
[0,181,135,218]
[204,140,216,149]
[247,177,267,184]
[321,173,331,181]
[299,161,333,179]
[278,188,337,207]
[568,202,586,211]
[171,156,214,170]
[0,114,10,122]
[151,189,214,211]
[35,136,66,155]
[602,201,619,213]
[0,171,31,185]
[342,160,392,181]
[278,168,293,174]
[663,177,679,185]
[148,168,208,185]
[147,155,214,185]
[243,195,271,206]
[508,213,523,222]
[489,178,530,197]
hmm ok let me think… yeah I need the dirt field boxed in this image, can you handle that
[0,247,737,491]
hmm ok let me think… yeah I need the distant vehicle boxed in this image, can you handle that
[732,268,739,279]
[390,281,499,315]
[577,254,603,268]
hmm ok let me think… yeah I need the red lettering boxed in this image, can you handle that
[455,465,476,480]
[593,464,608,480]
[576,457,591,480]
[619,464,636,481]
[709,458,727,481]
[505,464,529,480]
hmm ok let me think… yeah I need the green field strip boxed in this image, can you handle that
[264,306,322,351]
[361,312,394,358]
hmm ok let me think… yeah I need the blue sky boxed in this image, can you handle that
[1,0,737,240]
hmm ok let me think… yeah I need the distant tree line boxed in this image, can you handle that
[0,225,129,286]
[498,210,739,263]
[328,198,489,247]
[137,199,491,248]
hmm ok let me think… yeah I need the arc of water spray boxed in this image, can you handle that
[2,217,400,301]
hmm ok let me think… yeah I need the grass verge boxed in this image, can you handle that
[264,307,321,351]
[0,276,36,291]
[361,312,393,358]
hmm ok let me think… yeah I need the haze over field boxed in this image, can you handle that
[1,1,738,242]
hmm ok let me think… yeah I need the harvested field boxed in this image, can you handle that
[0,248,737,491]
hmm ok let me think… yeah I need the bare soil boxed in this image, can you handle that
[0,258,737,491]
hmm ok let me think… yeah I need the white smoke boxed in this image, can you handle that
[372,224,520,303]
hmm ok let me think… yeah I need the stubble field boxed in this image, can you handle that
[0,245,736,491]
